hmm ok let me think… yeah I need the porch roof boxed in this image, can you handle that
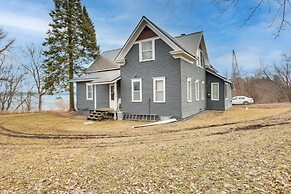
[72,69,120,84]
[90,69,120,84]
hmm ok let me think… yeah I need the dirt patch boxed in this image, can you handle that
[208,118,291,136]
[0,126,129,140]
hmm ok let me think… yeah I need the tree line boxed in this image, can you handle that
[0,0,99,112]
[232,54,291,103]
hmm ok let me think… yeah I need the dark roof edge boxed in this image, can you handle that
[206,69,232,84]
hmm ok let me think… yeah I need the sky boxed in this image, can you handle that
[0,0,290,76]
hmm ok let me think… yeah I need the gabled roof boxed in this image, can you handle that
[115,16,199,64]
[86,48,121,73]
[81,16,215,76]
[175,31,203,57]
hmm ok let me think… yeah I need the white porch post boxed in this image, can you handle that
[114,81,118,111]
[94,85,97,110]
[114,82,118,120]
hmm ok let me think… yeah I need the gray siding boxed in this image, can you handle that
[224,83,232,110]
[206,72,226,110]
[95,84,109,109]
[180,60,206,118]
[76,82,94,113]
[120,38,182,118]
[77,82,111,114]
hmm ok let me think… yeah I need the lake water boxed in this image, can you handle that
[10,93,73,112]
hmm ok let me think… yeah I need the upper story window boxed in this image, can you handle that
[139,39,155,62]
[197,50,204,68]
[131,78,142,102]
[153,77,165,103]
[211,82,219,101]
[86,84,93,100]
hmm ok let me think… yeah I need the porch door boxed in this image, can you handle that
[109,84,115,109]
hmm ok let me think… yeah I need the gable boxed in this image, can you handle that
[115,16,196,65]
[136,26,158,41]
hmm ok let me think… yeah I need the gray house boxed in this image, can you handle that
[73,16,232,120]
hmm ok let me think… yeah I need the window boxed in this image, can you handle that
[197,50,204,68]
[186,77,192,102]
[139,39,155,62]
[153,77,165,103]
[131,78,142,102]
[201,81,205,100]
[211,82,219,101]
[195,80,200,101]
[86,84,93,100]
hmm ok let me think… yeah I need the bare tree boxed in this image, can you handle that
[0,57,25,111]
[169,0,291,37]
[21,43,46,111]
[0,27,33,112]
[0,27,15,82]
[260,54,291,102]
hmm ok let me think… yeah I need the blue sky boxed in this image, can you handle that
[0,0,290,76]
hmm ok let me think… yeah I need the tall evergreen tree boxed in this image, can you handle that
[81,6,100,61]
[43,0,99,111]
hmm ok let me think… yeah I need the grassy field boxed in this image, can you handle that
[0,104,290,193]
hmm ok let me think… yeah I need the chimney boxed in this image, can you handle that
[180,33,186,36]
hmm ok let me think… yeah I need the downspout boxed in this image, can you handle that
[148,98,151,115]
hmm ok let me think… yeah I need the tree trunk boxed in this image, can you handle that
[38,94,42,112]
[68,0,75,112]
[69,76,75,111]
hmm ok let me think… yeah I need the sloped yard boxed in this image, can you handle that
[0,104,290,193]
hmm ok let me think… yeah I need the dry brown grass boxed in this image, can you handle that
[0,104,290,193]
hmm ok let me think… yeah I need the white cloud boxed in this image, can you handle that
[0,11,49,34]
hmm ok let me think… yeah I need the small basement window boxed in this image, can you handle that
[211,82,219,101]
[86,84,93,100]
[139,39,155,62]
[186,77,192,102]
[131,78,142,102]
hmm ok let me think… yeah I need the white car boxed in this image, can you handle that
[232,96,254,105]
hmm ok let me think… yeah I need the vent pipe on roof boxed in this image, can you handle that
[180,33,186,36]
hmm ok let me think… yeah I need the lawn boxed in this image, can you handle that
[0,104,290,193]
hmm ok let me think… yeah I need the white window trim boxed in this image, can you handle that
[153,77,166,103]
[139,38,155,62]
[186,77,192,102]
[195,80,200,101]
[86,83,93,100]
[201,81,205,100]
[211,82,219,101]
[131,78,142,102]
